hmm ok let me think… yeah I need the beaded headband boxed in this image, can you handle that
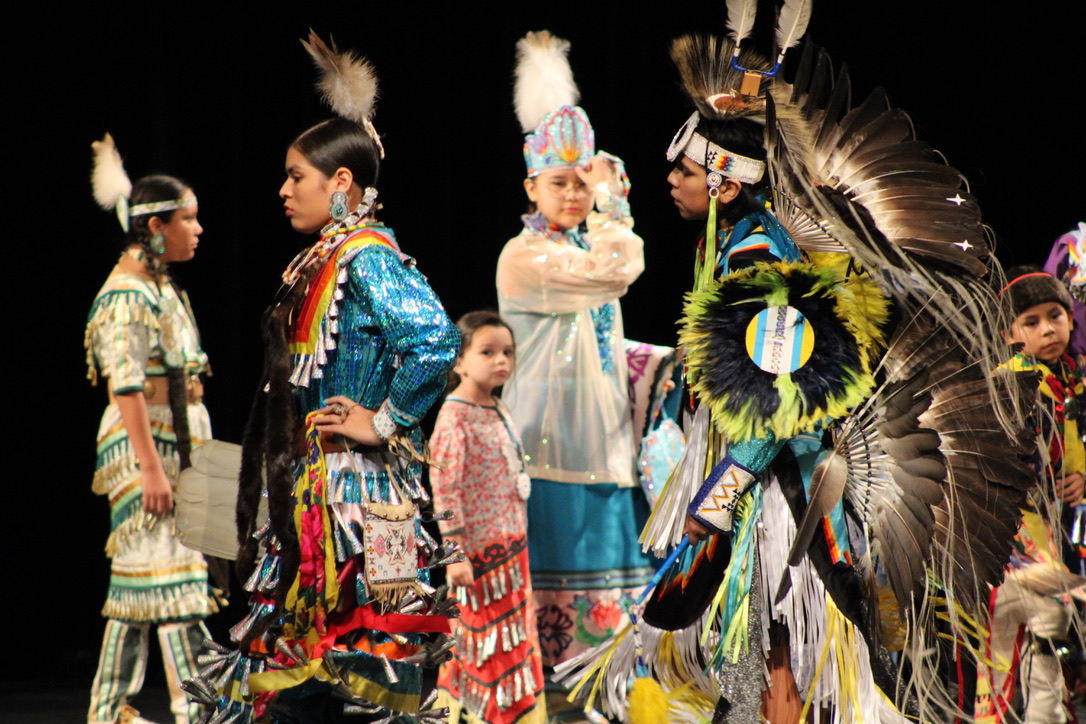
[666,111,765,186]
[129,196,198,218]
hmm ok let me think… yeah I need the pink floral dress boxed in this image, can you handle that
[431,397,545,724]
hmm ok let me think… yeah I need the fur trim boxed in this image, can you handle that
[235,284,309,646]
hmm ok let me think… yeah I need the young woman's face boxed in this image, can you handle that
[156,190,202,263]
[667,157,711,220]
[1004,301,1073,364]
[454,325,516,397]
[524,168,593,231]
[280,146,334,234]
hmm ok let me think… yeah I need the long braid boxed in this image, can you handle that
[235,256,323,644]
[165,282,194,472]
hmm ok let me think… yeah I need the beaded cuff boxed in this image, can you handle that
[688,455,759,533]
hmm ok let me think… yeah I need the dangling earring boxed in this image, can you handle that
[329,190,349,222]
[150,231,166,255]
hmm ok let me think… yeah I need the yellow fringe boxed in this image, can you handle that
[800,592,865,723]
[567,624,631,712]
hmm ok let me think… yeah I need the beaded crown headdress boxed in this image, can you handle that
[515,31,595,177]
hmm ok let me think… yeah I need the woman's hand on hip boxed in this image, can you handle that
[313,395,382,446]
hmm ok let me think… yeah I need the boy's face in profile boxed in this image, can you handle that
[1003,301,1073,364]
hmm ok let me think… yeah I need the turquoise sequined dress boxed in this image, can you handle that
[200,223,459,723]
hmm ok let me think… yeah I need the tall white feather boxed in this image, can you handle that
[726,0,758,45]
[514,30,579,134]
[91,132,132,211]
[775,0,813,55]
[301,30,378,124]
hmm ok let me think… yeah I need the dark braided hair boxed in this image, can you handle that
[126,175,190,280]
[235,118,382,641]
[127,175,198,471]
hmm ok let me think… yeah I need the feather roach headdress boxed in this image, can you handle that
[671,34,771,121]
[664,9,798,261]
[514,30,594,177]
[302,30,384,158]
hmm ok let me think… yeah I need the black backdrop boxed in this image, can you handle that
[8,0,1082,683]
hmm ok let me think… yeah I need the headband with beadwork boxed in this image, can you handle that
[666,111,765,185]
[129,196,198,218]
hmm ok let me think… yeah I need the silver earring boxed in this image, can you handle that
[329,191,349,222]
[150,231,166,255]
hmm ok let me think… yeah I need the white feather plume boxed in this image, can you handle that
[775,0,813,54]
[514,30,579,134]
[301,30,378,124]
[726,0,758,44]
[91,132,131,211]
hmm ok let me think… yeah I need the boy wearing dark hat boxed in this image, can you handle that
[975,269,1085,723]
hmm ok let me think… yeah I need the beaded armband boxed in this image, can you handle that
[687,455,759,534]
[371,400,398,442]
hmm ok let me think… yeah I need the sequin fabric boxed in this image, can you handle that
[292,227,460,426]
[192,223,459,723]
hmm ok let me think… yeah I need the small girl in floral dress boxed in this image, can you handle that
[431,311,545,724]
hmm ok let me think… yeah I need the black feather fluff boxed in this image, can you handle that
[682,262,883,441]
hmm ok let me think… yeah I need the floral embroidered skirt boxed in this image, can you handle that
[526,480,655,667]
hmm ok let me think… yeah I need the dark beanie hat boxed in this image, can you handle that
[1001,266,1073,317]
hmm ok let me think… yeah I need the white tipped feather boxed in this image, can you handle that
[514,30,579,134]
[775,0,813,54]
[90,132,131,211]
[726,0,758,44]
[301,30,378,124]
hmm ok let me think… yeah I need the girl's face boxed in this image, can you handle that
[280,146,335,234]
[154,189,202,263]
[454,325,516,397]
[1003,301,1073,364]
[524,168,593,231]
